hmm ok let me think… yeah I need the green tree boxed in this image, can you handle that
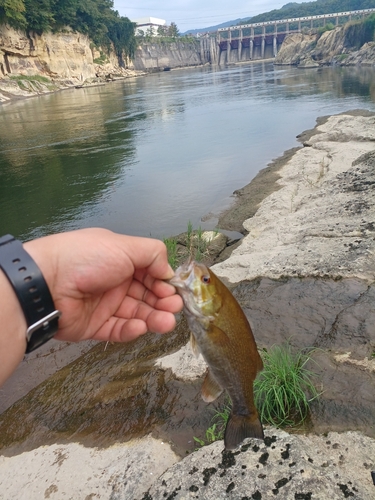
[107,15,136,60]
[0,0,27,28]
[157,24,167,36]
[24,0,54,32]
[167,21,179,37]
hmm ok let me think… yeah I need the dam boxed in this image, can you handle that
[212,8,375,64]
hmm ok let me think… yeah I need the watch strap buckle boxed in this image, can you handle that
[26,310,62,340]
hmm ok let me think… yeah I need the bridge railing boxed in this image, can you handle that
[217,8,375,33]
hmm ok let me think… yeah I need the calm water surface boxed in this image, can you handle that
[1,62,375,241]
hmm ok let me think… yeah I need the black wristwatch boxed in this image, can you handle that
[0,234,61,353]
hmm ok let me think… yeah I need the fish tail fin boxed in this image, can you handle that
[224,413,264,450]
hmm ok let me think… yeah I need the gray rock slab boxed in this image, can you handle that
[140,429,375,500]
[0,437,178,500]
[213,114,375,284]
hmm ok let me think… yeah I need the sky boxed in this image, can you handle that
[113,1,311,32]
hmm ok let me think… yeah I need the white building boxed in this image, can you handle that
[132,17,167,36]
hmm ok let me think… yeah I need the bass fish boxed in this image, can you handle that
[170,259,264,450]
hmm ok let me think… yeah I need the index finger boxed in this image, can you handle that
[116,234,174,281]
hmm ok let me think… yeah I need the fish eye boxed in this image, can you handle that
[201,275,210,284]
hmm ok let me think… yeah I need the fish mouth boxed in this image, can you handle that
[168,258,195,289]
[167,259,209,320]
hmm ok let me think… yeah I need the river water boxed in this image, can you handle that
[1,62,375,242]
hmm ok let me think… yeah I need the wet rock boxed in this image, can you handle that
[0,339,97,414]
[138,429,375,500]
[233,277,375,435]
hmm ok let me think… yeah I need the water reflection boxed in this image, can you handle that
[0,63,374,241]
[0,86,139,239]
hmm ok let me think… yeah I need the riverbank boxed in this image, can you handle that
[1,110,375,498]
[0,69,146,104]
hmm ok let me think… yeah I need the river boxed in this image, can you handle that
[1,62,375,242]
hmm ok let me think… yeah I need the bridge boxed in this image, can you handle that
[208,8,375,64]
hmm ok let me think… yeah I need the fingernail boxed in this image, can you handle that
[167,265,175,277]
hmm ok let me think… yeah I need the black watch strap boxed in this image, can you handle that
[0,234,61,353]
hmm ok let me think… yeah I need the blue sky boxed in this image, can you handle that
[113,1,311,32]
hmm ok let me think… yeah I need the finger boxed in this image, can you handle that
[154,294,183,314]
[116,235,174,280]
[93,316,148,342]
[136,271,178,298]
[128,275,182,311]
[145,310,177,333]
[93,309,177,340]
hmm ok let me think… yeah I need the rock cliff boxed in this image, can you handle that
[0,24,96,80]
[0,23,214,101]
[0,23,141,102]
[275,25,375,67]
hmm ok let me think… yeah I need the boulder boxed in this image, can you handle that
[138,429,375,500]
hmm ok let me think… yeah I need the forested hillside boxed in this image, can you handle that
[0,0,136,58]
[248,0,375,23]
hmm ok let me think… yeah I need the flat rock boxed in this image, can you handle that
[213,114,375,284]
[139,428,375,500]
[155,342,207,380]
[0,436,178,500]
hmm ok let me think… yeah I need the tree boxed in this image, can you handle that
[145,25,154,38]
[157,24,167,36]
[108,15,136,60]
[167,21,179,37]
[24,0,54,32]
[0,0,27,28]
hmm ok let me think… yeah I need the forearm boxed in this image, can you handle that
[0,270,27,386]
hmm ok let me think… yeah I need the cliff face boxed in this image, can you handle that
[0,24,213,101]
[0,24,96,80]
[0,23,142,102]
[275,26,375,67]
[133,40,210,71]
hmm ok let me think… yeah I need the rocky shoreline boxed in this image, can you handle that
[1,111,375,498]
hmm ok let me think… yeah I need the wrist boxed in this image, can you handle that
[0,235,60,354]
[0,269,27,385]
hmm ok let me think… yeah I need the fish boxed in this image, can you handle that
[169,259,264,450]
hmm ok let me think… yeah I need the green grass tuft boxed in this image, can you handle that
[254,342,321,427]
[10,74,50,83]
[163,237,178,269]
[164,220,216,269]
[193,398,231,448]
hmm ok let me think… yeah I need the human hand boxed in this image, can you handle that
[24,228,183,343]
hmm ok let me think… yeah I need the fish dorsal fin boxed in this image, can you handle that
[201,370,223,403]
[190,333,200,358]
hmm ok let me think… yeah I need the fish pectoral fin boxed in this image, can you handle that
[190,333,201,358]
[224,413,264,450]
[201,370,223,403]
